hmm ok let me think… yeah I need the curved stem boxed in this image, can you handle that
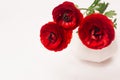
[79,8,88,10]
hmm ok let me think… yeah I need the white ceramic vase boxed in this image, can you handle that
[72,31,117,63]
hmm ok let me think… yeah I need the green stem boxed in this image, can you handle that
[79,8,88,10]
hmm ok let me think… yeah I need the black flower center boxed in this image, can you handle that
[48,32,57,43]
[62,13,72,22]
[90,27,102,40]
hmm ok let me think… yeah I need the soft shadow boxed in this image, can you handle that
[80,58,113,67]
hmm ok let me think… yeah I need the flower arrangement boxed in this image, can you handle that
[40,0,117,52]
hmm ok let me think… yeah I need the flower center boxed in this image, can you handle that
[62,13,72,22]
[91,27,102,40]
[48,32,57,43]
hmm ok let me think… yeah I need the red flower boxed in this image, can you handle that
[52,1,83,30]
[40,22,72,52]
[78,13,115,49]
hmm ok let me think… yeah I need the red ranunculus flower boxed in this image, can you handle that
[52,1,83,30]
[78,13,115,49]
[40,22,72,52]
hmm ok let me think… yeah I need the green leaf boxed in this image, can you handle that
[75,4,79,8]
[86,9,95,15]
[94,0,101,5]
[95,2,109,13]
[104,10,117,18]
[113,18,117,29]
[114,23,117,29]
[86,0,109,15]
[113,18,117,23]
[88,0,100,10]
[90,0,101,7]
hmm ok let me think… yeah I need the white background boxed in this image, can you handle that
[0,0,120,80]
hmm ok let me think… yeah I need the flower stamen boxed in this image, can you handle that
[48,32,57,43]
[91,27,102,40]
[62,13,72,22]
